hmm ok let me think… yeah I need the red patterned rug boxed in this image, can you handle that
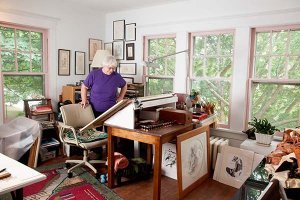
[21,163,121,200]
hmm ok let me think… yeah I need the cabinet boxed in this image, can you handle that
[62,85,82,103]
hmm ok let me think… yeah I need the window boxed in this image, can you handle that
[0,24,47,121]
[249,26,300,131]
[143,35,176,95]
[190,31,234,127]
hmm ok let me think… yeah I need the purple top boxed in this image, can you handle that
[83,68,126,112]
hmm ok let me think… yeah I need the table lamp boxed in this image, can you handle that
[91,50,111,68]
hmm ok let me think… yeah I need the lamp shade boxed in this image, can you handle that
[91,50,111,68]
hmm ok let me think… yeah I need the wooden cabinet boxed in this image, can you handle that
[62,85,81,103]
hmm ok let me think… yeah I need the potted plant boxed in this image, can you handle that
[248,117,279,145]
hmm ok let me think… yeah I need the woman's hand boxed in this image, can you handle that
[80,100,89,108]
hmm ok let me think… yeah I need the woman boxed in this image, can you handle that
[80,55,127,117]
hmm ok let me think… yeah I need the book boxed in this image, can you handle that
[32,105,52,113]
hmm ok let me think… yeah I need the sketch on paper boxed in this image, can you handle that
[216,146,254,188]
[161,143,177,180]
[226,156,243,177]
[181,132,207,190]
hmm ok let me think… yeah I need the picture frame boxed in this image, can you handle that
[75,51,85,75]
[122,77,134,84]
[177,126,210,199]
[213,146,254,189]
[58,49,70,76]
[126,43,135,60]
[125,23,136,41]
[119,63,136,75]
[113,20,125,40]
[104,42,113,56]
[89,38,102,61]
[162,142,177,180]
[113,41,124,60]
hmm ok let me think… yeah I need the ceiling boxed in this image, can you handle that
[65,0,188,12]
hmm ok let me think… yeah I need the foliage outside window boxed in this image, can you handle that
[250,26,300,131]
[0,24,46,121]
[190,31,234,127]
[144,36,176,95]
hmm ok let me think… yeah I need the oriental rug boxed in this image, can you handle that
[21,163,122,200]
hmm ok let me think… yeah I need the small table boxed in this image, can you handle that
[0,153,46,199]
[106,124,193,200]
[240,139,280,156]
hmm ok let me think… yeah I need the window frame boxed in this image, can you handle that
[189,30,235,128]
[0,22,48,122]
[247,25,300,129]
[143,34,176,96]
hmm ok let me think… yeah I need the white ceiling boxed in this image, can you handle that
[65,0,188,12]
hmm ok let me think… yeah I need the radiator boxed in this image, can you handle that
[210,136,229,170]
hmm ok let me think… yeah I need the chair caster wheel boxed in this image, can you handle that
[65,163,71,169]
[96,173,100,179]
[68,172,73,178]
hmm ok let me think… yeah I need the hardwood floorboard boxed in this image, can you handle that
[39,154,237,200]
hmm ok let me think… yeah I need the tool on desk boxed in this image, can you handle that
[0,170,11,180]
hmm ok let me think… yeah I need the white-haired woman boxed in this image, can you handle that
[80,55,127,117]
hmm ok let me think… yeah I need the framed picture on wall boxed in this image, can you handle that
[104,42,113,55]
[89,38,102,61]
[113,41,124,60]
[113,20,125,40]
[125,23,136,41]
[58,49,70,76]
[126,43,135,60]
[119,63,136,75]
[75,51,85,75]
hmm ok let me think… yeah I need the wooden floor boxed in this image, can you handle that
[40,154,237,200]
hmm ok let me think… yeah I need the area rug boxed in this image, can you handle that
[22,163,122,200]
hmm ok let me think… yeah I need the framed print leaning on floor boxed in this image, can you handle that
[177,126,210,199]
[58,49,70,76]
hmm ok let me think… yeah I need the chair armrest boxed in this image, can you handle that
[59,124,79,146]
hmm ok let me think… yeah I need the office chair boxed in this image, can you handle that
[59,104,107,178]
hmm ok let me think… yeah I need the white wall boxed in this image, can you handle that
[105,0,300,140]
[0,0,106,124]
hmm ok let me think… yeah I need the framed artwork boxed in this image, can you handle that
[89,38,102,61]
[75,51,85,75]
[125,23,136,41]
[122,77,134,84]
[214,146,254,189]
[113,41,124,60]
[104,42,113,55]
[161,142,177,180]
[119,63,136,75]
[126,43,135,60]
[177,126,210,199]
[113,20,125,40]
[58,49,70,76]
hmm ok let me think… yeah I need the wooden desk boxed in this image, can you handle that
[107,124,193,200]
[0,153,46,199]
